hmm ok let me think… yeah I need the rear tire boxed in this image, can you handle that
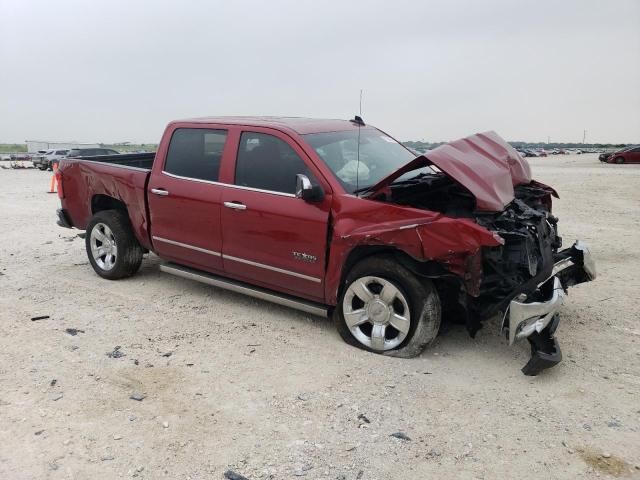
[333,255,441,358]
[85,210,143,280]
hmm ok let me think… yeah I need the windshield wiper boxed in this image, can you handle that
[353,172,433,195]
[389,172,433,186]
[353,184,374,195]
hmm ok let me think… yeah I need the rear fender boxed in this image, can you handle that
[59,160,152,250]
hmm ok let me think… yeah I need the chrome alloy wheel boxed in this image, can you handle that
[90,222,118,271]
[342,276,411,351]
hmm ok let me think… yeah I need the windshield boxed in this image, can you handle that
[304,127,431,193]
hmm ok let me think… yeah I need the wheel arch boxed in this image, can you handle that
[90,195,150,252]
[337,245,464,308]
[91,194,128,215]
[332,247,444,357]
[85,209,144,279]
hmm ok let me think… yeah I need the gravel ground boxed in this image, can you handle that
[0,154,639,479]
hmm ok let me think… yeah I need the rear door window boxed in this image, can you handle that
[234,132,313,194]
[164,128,227,182]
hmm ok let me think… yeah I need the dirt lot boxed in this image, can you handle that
[0,154,639,479]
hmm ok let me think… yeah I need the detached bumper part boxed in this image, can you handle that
[508,277,565,345]
[508,277,565,375]
[573,240,596,280]
[505,240,595,375]
[521,314,561,376]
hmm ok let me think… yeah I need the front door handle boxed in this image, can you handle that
[151,188,169,196]
[224,201,247,210]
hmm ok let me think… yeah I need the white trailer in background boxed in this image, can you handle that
[26,140,99,153]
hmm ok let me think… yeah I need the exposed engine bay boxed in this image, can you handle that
[379,175,562,302]
[371,171,595,374]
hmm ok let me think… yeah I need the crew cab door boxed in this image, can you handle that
[220,129,331,302]
[148,127,231,272]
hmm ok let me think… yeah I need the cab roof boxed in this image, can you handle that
[171,116,363,135]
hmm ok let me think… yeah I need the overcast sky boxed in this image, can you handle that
[1,0,639,144]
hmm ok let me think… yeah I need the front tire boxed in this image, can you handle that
[614,157,624,164]
[85,210,143,280]
[333,256,441,358]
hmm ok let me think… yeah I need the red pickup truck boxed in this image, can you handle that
[56,116,595,375]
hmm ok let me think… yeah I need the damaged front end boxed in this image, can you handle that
[352,132,596,375]
[470,184,595,375]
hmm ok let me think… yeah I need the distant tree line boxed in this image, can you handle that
[0,143,28,153]
[403,140,632,153]
[99,143,158,153]
[0,143,159,154]
[0,139,634,155]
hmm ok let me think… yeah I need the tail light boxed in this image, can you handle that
[56,170,64,199]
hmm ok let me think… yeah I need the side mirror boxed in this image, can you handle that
[296,174,324,202]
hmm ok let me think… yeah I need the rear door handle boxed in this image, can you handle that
[224,201,247,210]
[151,188,169,196]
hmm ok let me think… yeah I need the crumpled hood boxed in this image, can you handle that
[368,131,532,212]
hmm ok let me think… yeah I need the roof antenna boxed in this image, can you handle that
[354,89,364,193]
[350,89,365,126]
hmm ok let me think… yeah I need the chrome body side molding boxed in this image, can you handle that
[160,263,327,317]
[222,254,321,283]
[152,236,221,256]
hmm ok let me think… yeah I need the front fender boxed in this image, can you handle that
[325,196,503,304]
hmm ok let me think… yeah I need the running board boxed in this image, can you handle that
[160,263,328,317]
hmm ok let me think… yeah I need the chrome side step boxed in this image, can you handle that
[160,263,328,317]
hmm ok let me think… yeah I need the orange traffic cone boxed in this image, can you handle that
[48,163,58,193]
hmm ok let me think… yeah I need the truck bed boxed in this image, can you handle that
[58,155,153,250]
[75,152,155,170]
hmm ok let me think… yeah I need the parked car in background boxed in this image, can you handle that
[520,149,538,157]
[601,145,640,164]
[10,153,32,161]
[67,148,120,159]
[33,149,69,170]
[32,149,52,169]
[599,151,616,162]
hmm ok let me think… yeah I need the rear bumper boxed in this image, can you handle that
[56,208,73,229]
